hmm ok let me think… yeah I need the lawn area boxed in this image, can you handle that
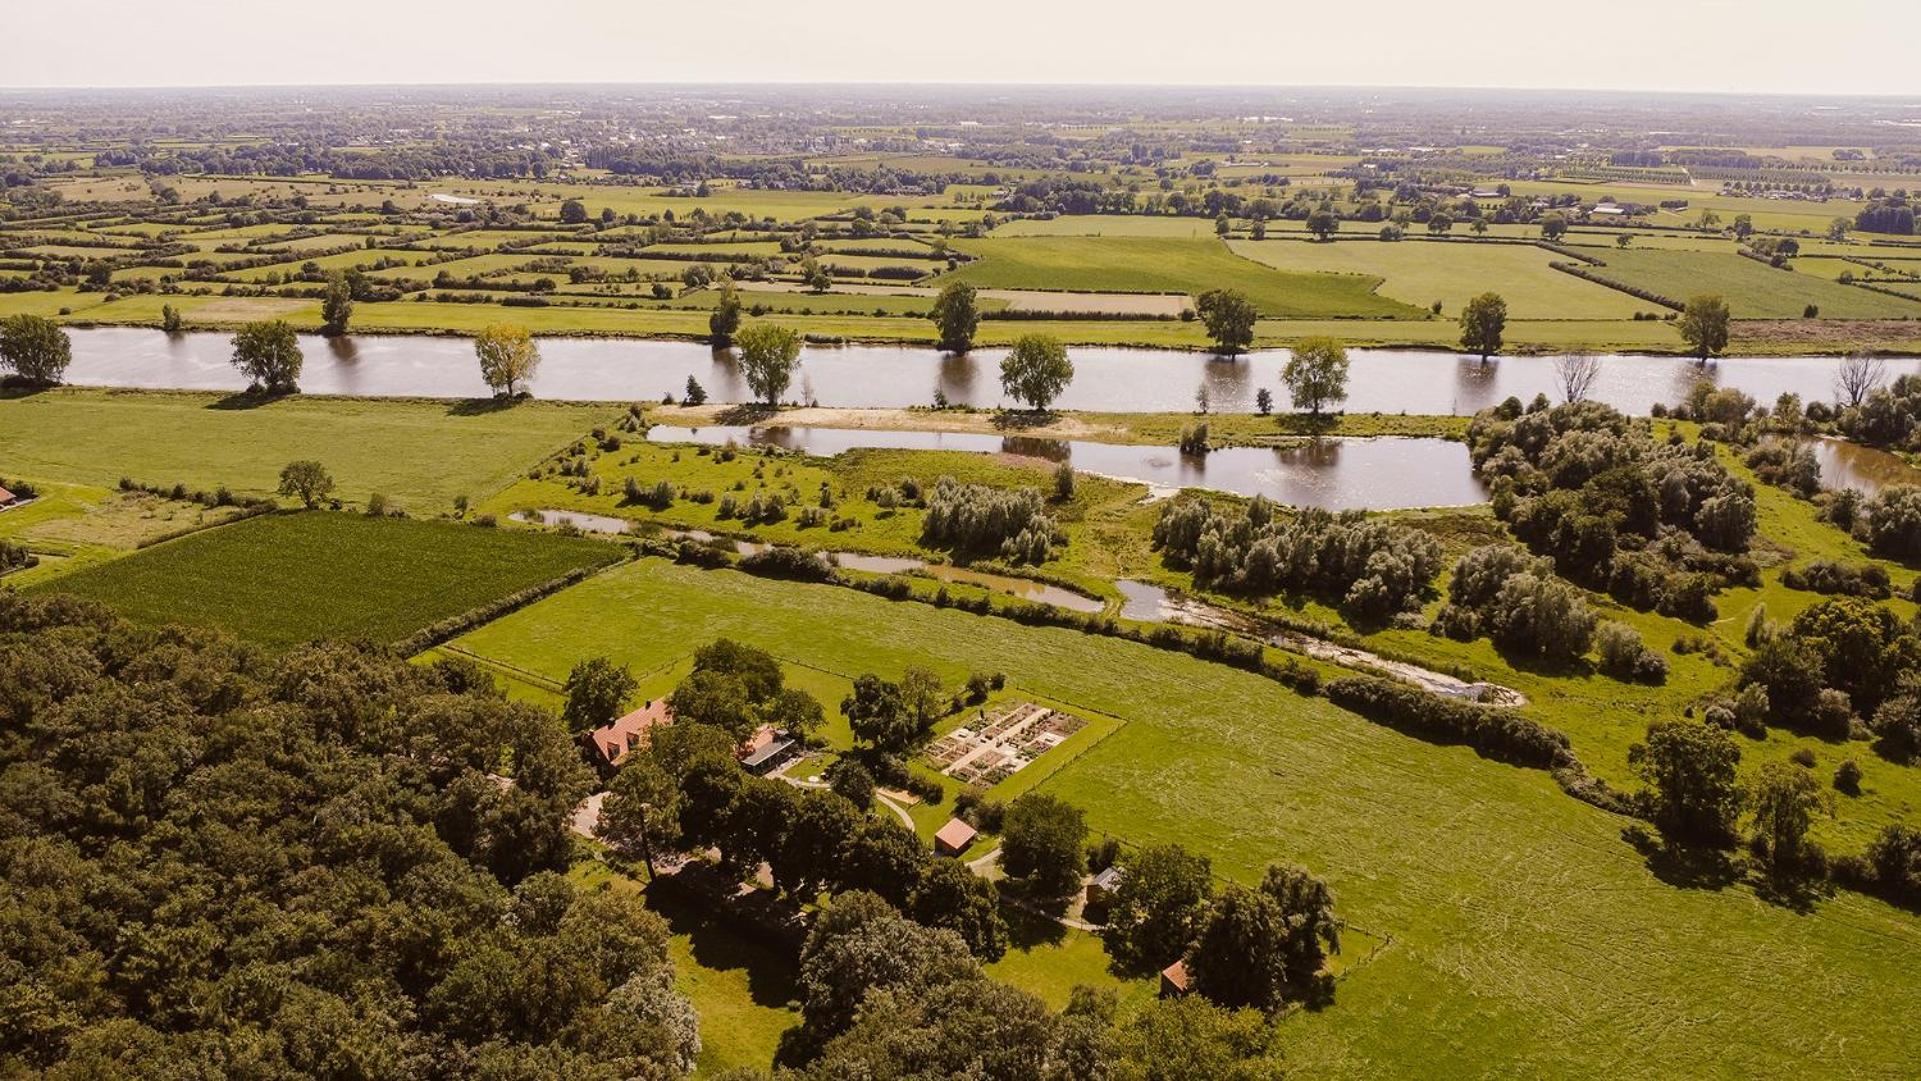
[447,557,1921,1079]
[941,236,1427,319]
[1230,238,1654,319]
[35,511,622,651]
[0,388,616,513]
[1578,248,1921,319]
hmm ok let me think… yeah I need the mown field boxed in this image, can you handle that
[445,557,1921,1079]
[1581,249,1921,319]
[1230,238,1656,319]
[940,236,1428,319]
[0,388,616,513]
[38,511,621,651]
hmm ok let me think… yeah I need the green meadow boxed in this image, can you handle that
[0,388,617,513]
[445,557,1921,1079]
[941,236,1428,318]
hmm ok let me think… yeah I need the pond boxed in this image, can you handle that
[56,327,1918,417]
[1804,437,1921,495]
[646,424,1489,511]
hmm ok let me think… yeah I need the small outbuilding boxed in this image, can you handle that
[1086,865,1124,908]
[1159,960,1190,999]
[933,817,978,857]
[0,487,16,508]
[739,726,797,775]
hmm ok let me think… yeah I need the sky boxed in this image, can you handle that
[7,0,1919,96]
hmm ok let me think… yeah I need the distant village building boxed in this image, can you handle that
[934,818,978,856]
[582,699,673,775]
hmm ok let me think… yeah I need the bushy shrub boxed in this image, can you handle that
[1780,559,1892,598]
[1595,620,1668,683]
[1153,498,1441,616]
[921,477,1059,564]
[1324,676,1574,769]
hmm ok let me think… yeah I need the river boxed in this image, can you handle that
[53,327,1919,417]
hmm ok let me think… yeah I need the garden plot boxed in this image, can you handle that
[924,701,1086,785]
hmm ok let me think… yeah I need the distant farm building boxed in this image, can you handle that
[0,487,17,508]
[934,818,978,856]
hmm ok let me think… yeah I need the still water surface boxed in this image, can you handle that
[57,327,1916,417]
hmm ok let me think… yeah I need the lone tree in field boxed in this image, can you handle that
[562,656,638,733]
[736,322,804,407]
[320,272,354,337]
[930,281,980,353]
[475,323,541,397]
[160,303,183,333]
[1196,288,1258,355]
[1281,336,1349,417]
[1836,350,1887,408]
[277,460,334,509]
[1000,333,1074,412]
[1554,352,1603,403]
[1748,760,1828,875]
[0,314,72,386]
[1459,292,1508,362]
[708,282,743,345]
[1305,207,1340,241]
[1629,718,1743,846]
[1539,211,1569,241]
[802,257,833,293]
[1678,294,1732,362]
[230,319,302,394]
[559,198,588,224]
[684,375,707,406]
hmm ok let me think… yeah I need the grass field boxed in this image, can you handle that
[446,558,1921,1078]
[0,388,616,513]
[1230,238,1655,319]
[0,480,250,586]
[941,236,1428,319]
[36,511,621,651]
[1579,249,1921,320]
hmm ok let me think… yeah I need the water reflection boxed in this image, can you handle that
[55,327,1919,417]
[1805,437,1921,495]
[647,425,1488,511]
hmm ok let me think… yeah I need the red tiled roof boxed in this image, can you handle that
[588,699,673,765]
[934,818,978,852]
[0,488,15,505]
[1160,959,1190,993]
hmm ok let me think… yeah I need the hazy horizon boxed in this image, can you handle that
[12,0,1920,97]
